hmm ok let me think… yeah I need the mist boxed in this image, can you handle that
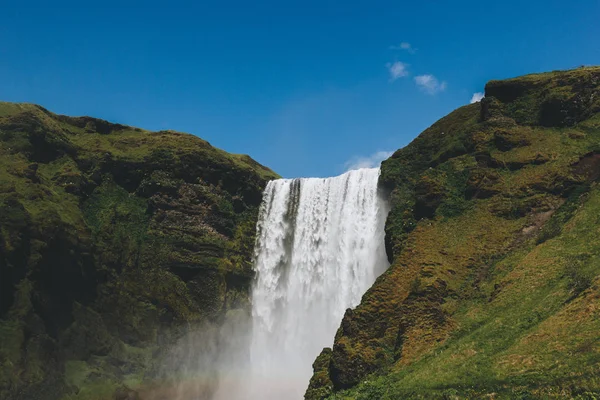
[141,168,389,400]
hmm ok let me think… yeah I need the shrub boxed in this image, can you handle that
[565,256,595,298]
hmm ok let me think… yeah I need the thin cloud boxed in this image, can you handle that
[390,42,416,54]
[414,74,447,95]
[345,150,394,171]
[386,61,409,82]
[470,92,484,103]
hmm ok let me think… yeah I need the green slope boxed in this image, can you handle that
[0,103,277,400]
[307,66,600,399]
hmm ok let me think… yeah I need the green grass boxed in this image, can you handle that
[486,66,600,127]
[328,185,600,399]
[0,100,278,400]
[310,66,600,399]
[0,102,40,117]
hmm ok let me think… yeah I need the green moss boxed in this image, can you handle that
[220,208,259,274]
[61,381,120,400]
[0,100,276,399]
[486,66,600,127]
[537,184,590,243]
[306,348,335,400]
[83,179,149,273]
[435,158,474,218]
[0,319,24,391]
[0,102,39,117]
[310,67,600,399]
[564,255,596,298]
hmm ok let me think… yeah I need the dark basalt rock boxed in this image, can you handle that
[413,174,446,219]
[493,129,531,151]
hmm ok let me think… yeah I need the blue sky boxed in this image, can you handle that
[1,1,599,178]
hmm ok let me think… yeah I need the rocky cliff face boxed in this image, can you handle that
[0,103,278,400]
[306,67,600,399]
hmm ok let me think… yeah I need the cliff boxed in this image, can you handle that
[307,66,600,399]
[0,103,278,400]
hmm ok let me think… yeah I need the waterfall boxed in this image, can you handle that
[216,167,389,400]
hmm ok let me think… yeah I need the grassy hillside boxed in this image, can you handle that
[306,66,600,399]
[0,103,278,400]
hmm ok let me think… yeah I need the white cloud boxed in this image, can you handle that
[344,150,394,171]
[414,74,447,95]
[386,61,409,81]
[390,42,416,53]
[470,92,484,103]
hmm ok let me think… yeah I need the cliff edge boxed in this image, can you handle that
[0,103,278,400]
[307,66,600,399]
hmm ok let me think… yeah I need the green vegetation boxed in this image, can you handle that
[329,186,600,399]
[0,102,277,399]
[3,66,600,400]
[307,66,600,399]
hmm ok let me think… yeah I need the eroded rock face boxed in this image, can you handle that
[485,68,600,127]
[306,67,600,399]
[305,348,334,400]
[0,103,278,399]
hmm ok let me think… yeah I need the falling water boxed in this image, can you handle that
[214,167,389,399]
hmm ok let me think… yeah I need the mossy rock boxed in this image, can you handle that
[0,101,278,399]
[309,66,600,399]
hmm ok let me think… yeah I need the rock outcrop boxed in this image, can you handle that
[0,103,278,400]
[307,67,600,399]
